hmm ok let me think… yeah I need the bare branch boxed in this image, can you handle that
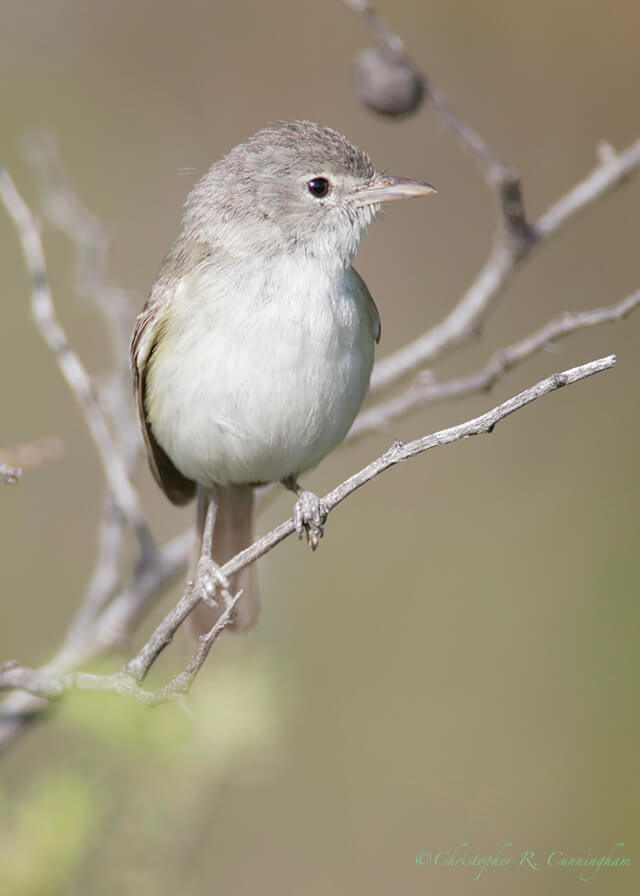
[65,500,129,642]
[0,663,164,706]
[0,165,155,560]
[0,528,191,751]
[0,356,614,707]
[342,4,640,398]
[24,133,139,463]
[536,140,640,238]
[0,587,241,709]
[343,0,407,59]
[349,290,640,440]
[21,137,147,636]
[66,529,193,660]
[369,137,640,395]
[342,0,534,247]
[123,355,615,685]
[157,591,242,698]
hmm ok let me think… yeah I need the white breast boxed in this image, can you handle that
[146,254,376,487]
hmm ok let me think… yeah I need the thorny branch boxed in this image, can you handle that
[1,2,639,751]
[0,354,616,706]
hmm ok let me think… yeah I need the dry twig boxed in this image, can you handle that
[23,135,148,638]
[0,165,155,561]
[342,0,640,396]
[348,290,640,440]
[0,354,615,706]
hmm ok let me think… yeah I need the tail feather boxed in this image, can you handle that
[187,484,259,637]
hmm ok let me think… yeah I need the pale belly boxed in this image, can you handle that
[145,260,376,487]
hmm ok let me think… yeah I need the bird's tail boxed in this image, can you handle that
[187,484,259,637]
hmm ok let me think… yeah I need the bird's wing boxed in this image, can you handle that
[130,276,197,506]
[349,265,381,344]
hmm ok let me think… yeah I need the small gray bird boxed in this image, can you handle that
[131,121,435,635]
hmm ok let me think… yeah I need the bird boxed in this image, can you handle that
[131,120,435,636]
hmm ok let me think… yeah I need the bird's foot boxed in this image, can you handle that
[293,489,326,551]
[193,557,234,610]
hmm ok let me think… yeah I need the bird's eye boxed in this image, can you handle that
[307,177,330,198]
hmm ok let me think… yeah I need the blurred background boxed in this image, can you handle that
[1,1,639,893]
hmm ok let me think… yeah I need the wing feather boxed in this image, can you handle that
[130,284,196,506]
[349,265,381,344]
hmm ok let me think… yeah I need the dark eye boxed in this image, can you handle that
[307,177,330,198]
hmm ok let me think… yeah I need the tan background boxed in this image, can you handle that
[1,1,639,893]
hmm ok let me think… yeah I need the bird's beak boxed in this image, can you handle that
[354,175,437,206]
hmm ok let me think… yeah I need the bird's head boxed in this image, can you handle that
[184,120,435,263]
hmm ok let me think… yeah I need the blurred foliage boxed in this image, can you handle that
[0,773,95,895]
[1,659,283,895]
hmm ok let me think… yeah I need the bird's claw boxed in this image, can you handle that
[293,490,326,550]
[194,558,233,609]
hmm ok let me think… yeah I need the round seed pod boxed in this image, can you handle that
[351,47,424,117]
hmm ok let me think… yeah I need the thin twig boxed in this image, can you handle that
[123,354,615,685]
[0,664,164,706]
[1,356,614,705]
[349,290,640,440]
[0,590,241,708]
[369,137,640,395]
[24,133,139,463]
[0,528,192,751]
[23,136,145,633]
[157,591,242,699]
[342,2,640,397]
[65,499,128,643]
[24,133,135,390]
[342,0,535,248]
[0,165,155,561]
